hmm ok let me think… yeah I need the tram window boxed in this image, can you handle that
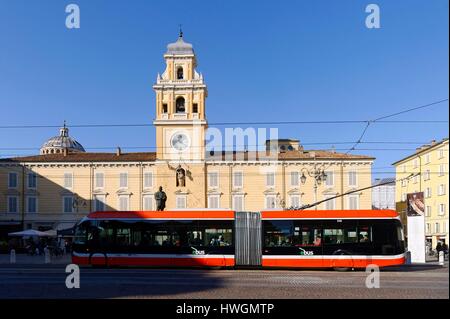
[323,227,358,244]
[198,221,233,246]
[205,228,232,246]
[74,221,89,245]
[116,227,131,247]
[323,229,342,244]
[372,222,396,244]
[358,226,372,243]
[188,231,203,246]
[264,221,294,247]
[171,221,198,247]
[397,226,405,242]
[98,221,115,246]
[297,226,322,246]
[87,223,102,246]
[346,229,358,243]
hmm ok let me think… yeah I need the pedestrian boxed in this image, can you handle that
[442,243,448,258]
[436,242,442,257]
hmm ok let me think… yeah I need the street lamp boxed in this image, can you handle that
[300,167,327,210]
[300,167,327,185]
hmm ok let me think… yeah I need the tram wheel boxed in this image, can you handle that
[89,252,108,268]
[332,250,352,272]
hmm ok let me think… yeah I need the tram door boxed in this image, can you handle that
[235,212,262,266]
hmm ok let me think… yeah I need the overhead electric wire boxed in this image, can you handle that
[344,98,449,156]
[0,120,447,129]
[0,98,447,129]
[0,140,448,151]
[298,172,421,210]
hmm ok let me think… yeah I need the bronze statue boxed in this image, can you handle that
[154,186,167,211]
[176,166,186,187]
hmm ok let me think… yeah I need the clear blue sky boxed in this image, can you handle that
[0,0,448,178]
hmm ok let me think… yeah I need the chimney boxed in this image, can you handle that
[116,147,122,156]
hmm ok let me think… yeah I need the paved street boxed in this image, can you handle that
[0,259,447,299]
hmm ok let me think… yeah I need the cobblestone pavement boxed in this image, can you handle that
[0,260,447,299]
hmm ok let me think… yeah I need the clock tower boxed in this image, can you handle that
[153,32,208,162]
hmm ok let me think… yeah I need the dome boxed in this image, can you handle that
[40,124,85,155]
[166,33,194,55]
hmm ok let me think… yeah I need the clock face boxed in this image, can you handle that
[170,132,190,151]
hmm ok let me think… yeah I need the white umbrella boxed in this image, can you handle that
[8,229,56,237]
[44,230,57,237]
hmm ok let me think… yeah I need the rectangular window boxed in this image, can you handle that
[439,164,445,176]
[265,195,276,209]
[94,195,106,211]
[196,221,233,247]
[401,179,407,187]
[289,195,300,208]
[232,195,244,211]
[323,228,359,245]
[176,195,187,209]
[233,171,243,188]
[192,103,198,113]
[425,154,430,164]
[348,171,357,187]
[208,195,220,209]
[27,196,37,213]
[435,223,440,233]
[325,171,334,187]
[143,195,153,210]
[425,206,432,217]
[144,172,153,188]
[64,173,73,189]
[208,172,219,188]
[119,196,129,211]
[95,172,104,188]
[413,175,418,184]
[426,223,431,234]
[424,170,430,181]
[425,187,432,198]
[290,172,299,187]
[266,172,275,187]
[119,172,128,188]
[438,184,446,196]
[63,197,73,213]
[348,195,359,210]
[439,149,444,159]
[7,196,18,213]
[115,225,131,247]
[324,195,336,210]
[27,172,37,189]
[162,103,168,113]
[263,220,296,247]
[8,172,18,189]
[439,204,446,216]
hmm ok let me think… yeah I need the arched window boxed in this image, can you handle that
[177,67,184,80]
[176,97,185,113]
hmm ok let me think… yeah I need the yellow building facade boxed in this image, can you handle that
[0,35,374,234]
[393,138,449,248]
